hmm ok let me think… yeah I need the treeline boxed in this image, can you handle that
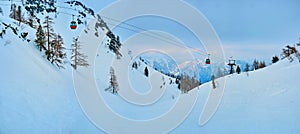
[0,0,122,69]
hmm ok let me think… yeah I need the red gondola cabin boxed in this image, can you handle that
[70,21,77,30]
[206,58,210,64]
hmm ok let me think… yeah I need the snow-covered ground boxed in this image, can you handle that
[1,29,300,133]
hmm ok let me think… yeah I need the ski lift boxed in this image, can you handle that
[70,21,77,30]
[205,54,211,64]
[70,15,77,30]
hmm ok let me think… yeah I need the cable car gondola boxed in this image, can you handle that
[205,54,211,64]
[205,58,211,64]
[70,15,77,30]
[70,21,77,30]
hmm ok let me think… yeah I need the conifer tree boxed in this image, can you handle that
[144,67,149,77]
[105,67,119,94]
[43,16,55,61]
[34,25,46,51]
[50,34,66,68]
[244,63,250,72]
[211,74,216,89]
[71,37,89,70]
[9,4,17,20]
[236,65,241,74]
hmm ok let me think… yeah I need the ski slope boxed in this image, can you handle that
[1,28,300,133]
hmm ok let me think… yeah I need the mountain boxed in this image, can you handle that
[139,51,180,77]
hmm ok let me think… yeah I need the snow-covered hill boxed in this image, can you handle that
[1,18,300,134]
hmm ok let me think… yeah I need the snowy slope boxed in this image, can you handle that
[174,58,300,134]
[0,31,103,133]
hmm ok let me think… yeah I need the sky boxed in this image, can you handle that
[80,0,300,62]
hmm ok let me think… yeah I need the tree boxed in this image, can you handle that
[211,74,216,89]
[105,67,119,94]
[26,13,36,28]
[71,37,89,70]
[177,74,200,93]
[9,4,17,20]
[16,6,23,25]
[132,61,138,69]
[244,63,250,72]
[216,67,224,78]
[236,65,241,74]
[106,31,122,59]
[9,4,24,25]
[144,67,149,77]
[43,16,55,61]
[253,59,259,70]
[50,34,66,68]
[281,45,299,62]
[272,56,279,63]
[34,25,46,51]
[0,7,3,16]
[259,61,266,69]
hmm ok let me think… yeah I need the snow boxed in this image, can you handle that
[1,15,300,134]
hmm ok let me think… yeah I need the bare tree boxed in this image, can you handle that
[211,74,216,89]
[43,16,55,61]
[105,67,119,94]
[71,37,89,70]
[34,25,46,51]
[50,34,66,68]
[178,74,200,93]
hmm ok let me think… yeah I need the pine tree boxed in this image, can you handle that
[43,16,55,61]
[26,13,36,28]
[0,7,3,16]
[9,4,23,25]
[9,4,17,20]
[253,59,259,70]
[211,74,216,89]
[244,63,250,72]
[259,61,266,69]
[71,37,89,70]
[144,67,149,77]
[105,67,119,94]
[132,61,138,69]
[236,65,241,74]
[216,67,224,78]
[16,6,23,24]
[272,56,279,63]
[34,25,46,51]
[50,34,66,68]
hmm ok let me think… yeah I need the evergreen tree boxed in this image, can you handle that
[26,13,36,28]
[9,4,17,20]
[236,65,241,74]
[259,61,266,69]
[272,56,279,63]
[43,16,55,61]
[105,67,119,94]
[132,61,138,69]
[50,34,66,68]
[216,67,224,78]
[0,7,3,16]
[211,74,216,89]
[177,74,200,93]
[244,63,250,72]
[71,37,89,70]
[253,59,259,70]
[16,6,23,24]
[144,67,149,77]
[34,25,46,51]
[9,4,23,25]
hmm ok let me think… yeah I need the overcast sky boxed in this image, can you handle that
[55,0,300,62]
